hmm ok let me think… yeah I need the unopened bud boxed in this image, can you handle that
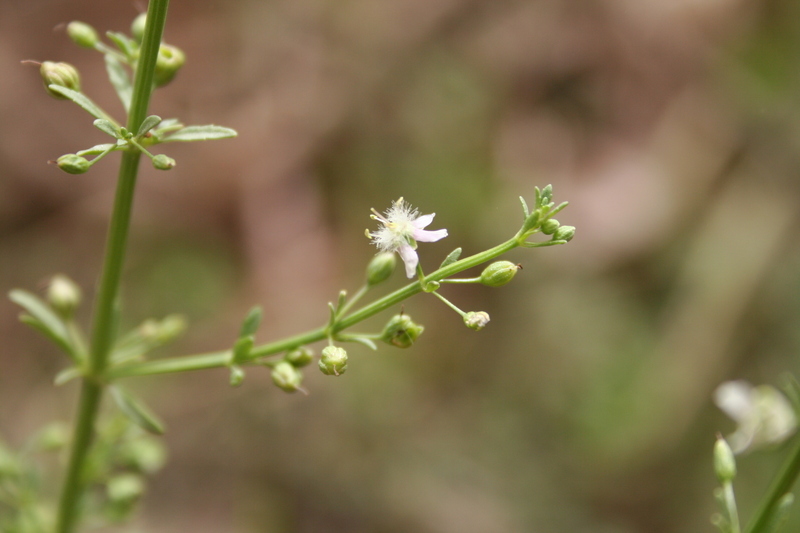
[285,347,314,367]
[553,225,575,242]
[131,13,147,43]
[152,154,176,170]
[229,365,245,387]
[47,274,82,318]
[541,218,560,235]
[107,473,144,503]
[40,61,81,97]
[366,252,397,286]
[153,44,185,87]
[67,21,99,48]
[714,437,737,483]
[380,314,424,348]
[56,154,90,174]
[271,361,303,392]
[464,311,490,331]
[479,261,520,287]
[318,345,348,376]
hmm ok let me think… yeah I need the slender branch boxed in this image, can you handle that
[109,237,523,378]
[55,2,170,532]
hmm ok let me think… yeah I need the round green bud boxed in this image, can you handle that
[131,13,147,43]
[36,422,69,451]
[153,44,186,87]
[47,274,82,318]
[56,154,90,174]
[366,252,397,286]
[271,361,303,392]
[318,345,348,376]
[285,347,314,367]
[66,21,99,48]
[553,225,575,242]
[541,218,560,235]
[152,154,176,170]
[107,473,144,503]
[479,261,521,287]
[714,437,736,483]
[380,314,424,348]
[40,61,81,98]
[464,311,490,331]
[119,437,167,474]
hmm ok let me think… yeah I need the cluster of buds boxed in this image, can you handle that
[270,347,314,393]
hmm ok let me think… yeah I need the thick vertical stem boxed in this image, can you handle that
[55,2,170,531]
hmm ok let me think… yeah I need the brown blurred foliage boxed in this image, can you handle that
[3,0,800,531]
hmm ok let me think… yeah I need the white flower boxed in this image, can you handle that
[714,380,797,454]
[368,198,448,278]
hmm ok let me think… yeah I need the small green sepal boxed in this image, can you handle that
[439,247,462,269]
[541,219,560,235]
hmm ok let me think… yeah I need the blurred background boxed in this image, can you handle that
[3,0,800,531]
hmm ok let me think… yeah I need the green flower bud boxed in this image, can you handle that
[541,218,560,235]
[152,154,176,170]
[714,437,736,483]
[107,473,144,503]
[285,347,314,367]
[318,345,348,376]
[47,274,82,318]
[56,154,90,174]
[40,61,81,98]
[479,261,521,287]
[380,314,424,348]
[131,13,147,43]
[140,314,187,343]
[553,225,575,242]
[67,21,99,48]
[464,311,490,331]
[119,437,167,474]
[271,361,303,392]
[153,44,186,87]
[36,422,69,451]
[520,210,540,235]
[366,252,397,286]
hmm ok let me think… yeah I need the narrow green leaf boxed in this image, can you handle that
[54,367,82,386]
[162,125,237,142]
[104,53,132,112]
[93,119,121,139]
[105,31,138,59]
[239,307,263,339]
[137,115,162,137]
[77,143,116,157]
[110,386,165,435]
[439,248,462,269]
[9,290,75,355]
[47,85,112,122]
[519,196,529,218]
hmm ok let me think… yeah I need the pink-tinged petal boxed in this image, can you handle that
[412,213,436,230]
[413,228,448,243]
[397,244,419,278]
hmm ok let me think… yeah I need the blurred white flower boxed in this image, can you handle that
[714,380,797,454]
[369,198,448,278]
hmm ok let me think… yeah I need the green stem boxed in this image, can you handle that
[430,291,466,317]
[745,436,800,533]
[109,237,522,379]
[55,2,170,532]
